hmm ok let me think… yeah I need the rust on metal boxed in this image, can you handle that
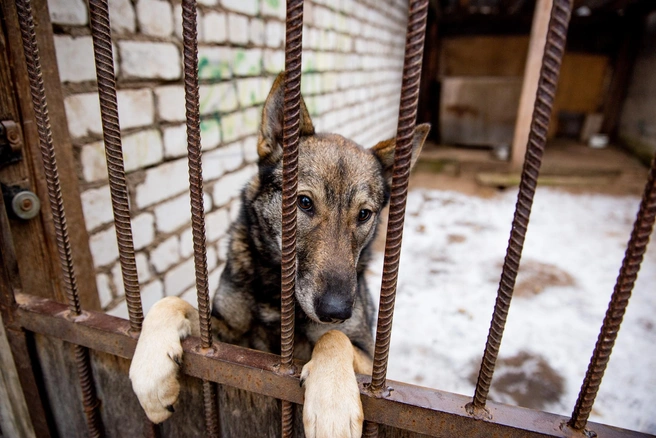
[15,0,81,316]
[15,0,105,435]
[181,0,211,352]
[364,2,429,435]
[569,154,656,430]
[280,0,303,371]
[88,0,144,334]
[180,0,220,435]
[75,344,103,437]
[14,293,653,438]
[280,0,304,436]
[471,0,573,411]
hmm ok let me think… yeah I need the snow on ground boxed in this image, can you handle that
[366,187,656,434]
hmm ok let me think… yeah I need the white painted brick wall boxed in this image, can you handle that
[48,0,87,25]
[119,41,181,80]
[203,12,227,43]
[227,13,249,45]
[54,36,97,82]
[136,0,173,37]
[109,0,136,33]
[155,85,186,122]
[135,158,191,208]
[154,192,192,234]
[222,0,259,15]
[151,236,181,273]
[55,0,409,312]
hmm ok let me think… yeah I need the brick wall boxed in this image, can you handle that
[47,0,409,316]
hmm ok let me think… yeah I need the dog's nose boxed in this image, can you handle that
[316,294,353,323]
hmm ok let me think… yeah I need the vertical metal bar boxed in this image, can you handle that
[15,0,81,317]
[569,155,656,431]
[74,345,103,436]
[364,2,429,436]
[180,1,219,436]
[470,0,572,411]
[15,0,105,435]
[281,1,304,436]
[88,0,144,334]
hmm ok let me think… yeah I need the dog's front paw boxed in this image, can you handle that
[129,327,184,423]
[301,331,364,438]
[129,297,196,423]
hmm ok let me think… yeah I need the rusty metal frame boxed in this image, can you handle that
[1,0,655,436]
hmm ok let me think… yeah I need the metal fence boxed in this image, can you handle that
[1,0,655,436]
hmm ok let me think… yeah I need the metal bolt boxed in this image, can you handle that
[7,129,19,142]
[20,198,33,211]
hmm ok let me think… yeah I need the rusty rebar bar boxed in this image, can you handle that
[370,0,429,392]
[75,344,103,437]
[280,0,303,372]
[88,0,144,334]
[280,1,304,436]
[181,1,220,436]
[15,0,105,435]
[364,2,429,435]
[202,380,220,438]
[181,0,211,350]
[569,155,656,430]
[15,0,81,316]
[471,0,572,410]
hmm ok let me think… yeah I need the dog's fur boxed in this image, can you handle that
[129,73,429,437]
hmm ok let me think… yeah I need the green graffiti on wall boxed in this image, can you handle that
[198,56,230,81]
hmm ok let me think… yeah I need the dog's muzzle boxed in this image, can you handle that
[315,293,354,323]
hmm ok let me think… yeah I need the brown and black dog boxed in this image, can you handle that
[129,72,429,437]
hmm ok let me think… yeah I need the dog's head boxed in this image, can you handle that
[250,73,429,324]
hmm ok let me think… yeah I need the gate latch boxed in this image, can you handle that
[0,120,23,168]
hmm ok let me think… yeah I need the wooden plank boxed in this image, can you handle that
[1,0,99,310]
[510,0,553,169]
[439,35,529,78]
[476,170,621,187]
[440,77,522,146]
[548,53,610,138]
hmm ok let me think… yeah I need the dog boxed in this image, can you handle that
[129,72,429,437]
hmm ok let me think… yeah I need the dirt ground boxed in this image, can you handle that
[410,139,650,197]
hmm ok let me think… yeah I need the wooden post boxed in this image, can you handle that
[510,0,554,169]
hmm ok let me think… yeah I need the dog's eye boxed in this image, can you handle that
[358,209,372,223]
[298,195,313,211]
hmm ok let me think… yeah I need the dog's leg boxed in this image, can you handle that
[301,330,371,438]
[129,296,199,423]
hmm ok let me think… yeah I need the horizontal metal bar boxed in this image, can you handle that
[13,293,651,438]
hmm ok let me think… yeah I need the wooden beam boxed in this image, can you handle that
[1,0,100,310]
[510,0,553,169]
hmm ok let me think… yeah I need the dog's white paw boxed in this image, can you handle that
[129,297,195,423]
[301,331,364,438]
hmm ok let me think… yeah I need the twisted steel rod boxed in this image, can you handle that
[471,0,573,410]
[181,1,219,435]
[280,1,304,436]
[569,155,656,430]
[75,345,103,437]
[370,0,429,393]
[15,0,81,316]
[88,0,144,334]
[364,1,429,436]
[15,0,104,434]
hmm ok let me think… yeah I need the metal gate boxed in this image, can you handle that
[1,0,655,436]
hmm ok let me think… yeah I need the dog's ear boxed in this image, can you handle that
[371,123,430,184]
[258,72,315,163]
